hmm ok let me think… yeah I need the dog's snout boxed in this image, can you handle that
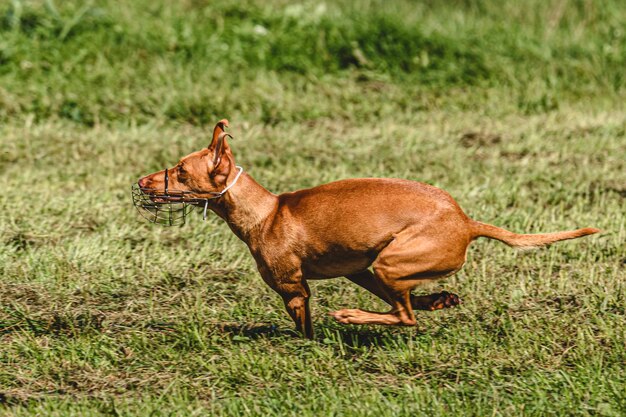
[138,177,147,188]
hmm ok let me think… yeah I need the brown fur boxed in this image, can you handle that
[138,120,600,338]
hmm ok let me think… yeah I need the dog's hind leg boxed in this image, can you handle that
[332,225,468,326]
[346,271,461,311]
[345,270,392,304]
[334,269,417,326]
[330,275,416,326]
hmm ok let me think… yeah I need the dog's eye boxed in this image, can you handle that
[177,165,187,179]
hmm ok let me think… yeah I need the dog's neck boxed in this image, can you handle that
[212,169,277,241]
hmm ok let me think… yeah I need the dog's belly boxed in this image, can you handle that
[302,251,375,279]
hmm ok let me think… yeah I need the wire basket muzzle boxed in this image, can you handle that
[131,183,197,226]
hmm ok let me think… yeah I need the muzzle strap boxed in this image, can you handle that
[164,167,169,195]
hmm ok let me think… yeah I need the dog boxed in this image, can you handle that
[136,119,599,339]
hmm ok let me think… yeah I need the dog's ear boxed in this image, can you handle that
[210,131,233,176]
[208,119,230,176]
[209,119,229,150]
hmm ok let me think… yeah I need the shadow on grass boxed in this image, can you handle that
[218,321,418,348]
[218,322,299,340]
[323,326,417,348]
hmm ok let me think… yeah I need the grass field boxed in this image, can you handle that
[1,0,625,415]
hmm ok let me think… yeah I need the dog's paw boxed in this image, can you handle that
[430,291,461,310]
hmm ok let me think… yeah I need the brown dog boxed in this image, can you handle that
[136,120,599,338]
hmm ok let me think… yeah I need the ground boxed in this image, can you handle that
[0,1,624,416]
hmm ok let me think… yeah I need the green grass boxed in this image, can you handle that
[1,0,625,415]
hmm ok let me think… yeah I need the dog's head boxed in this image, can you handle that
[137,119,236,199]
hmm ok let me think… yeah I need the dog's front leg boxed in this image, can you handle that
[280,281,313,339]
[258,265,314,339]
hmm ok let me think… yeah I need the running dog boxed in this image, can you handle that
[135,120,599,338]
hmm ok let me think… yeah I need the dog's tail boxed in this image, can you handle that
[470,221,600,249]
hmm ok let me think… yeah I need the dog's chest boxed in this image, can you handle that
[301,250,376,279]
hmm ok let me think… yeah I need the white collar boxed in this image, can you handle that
[203,166,244,220]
